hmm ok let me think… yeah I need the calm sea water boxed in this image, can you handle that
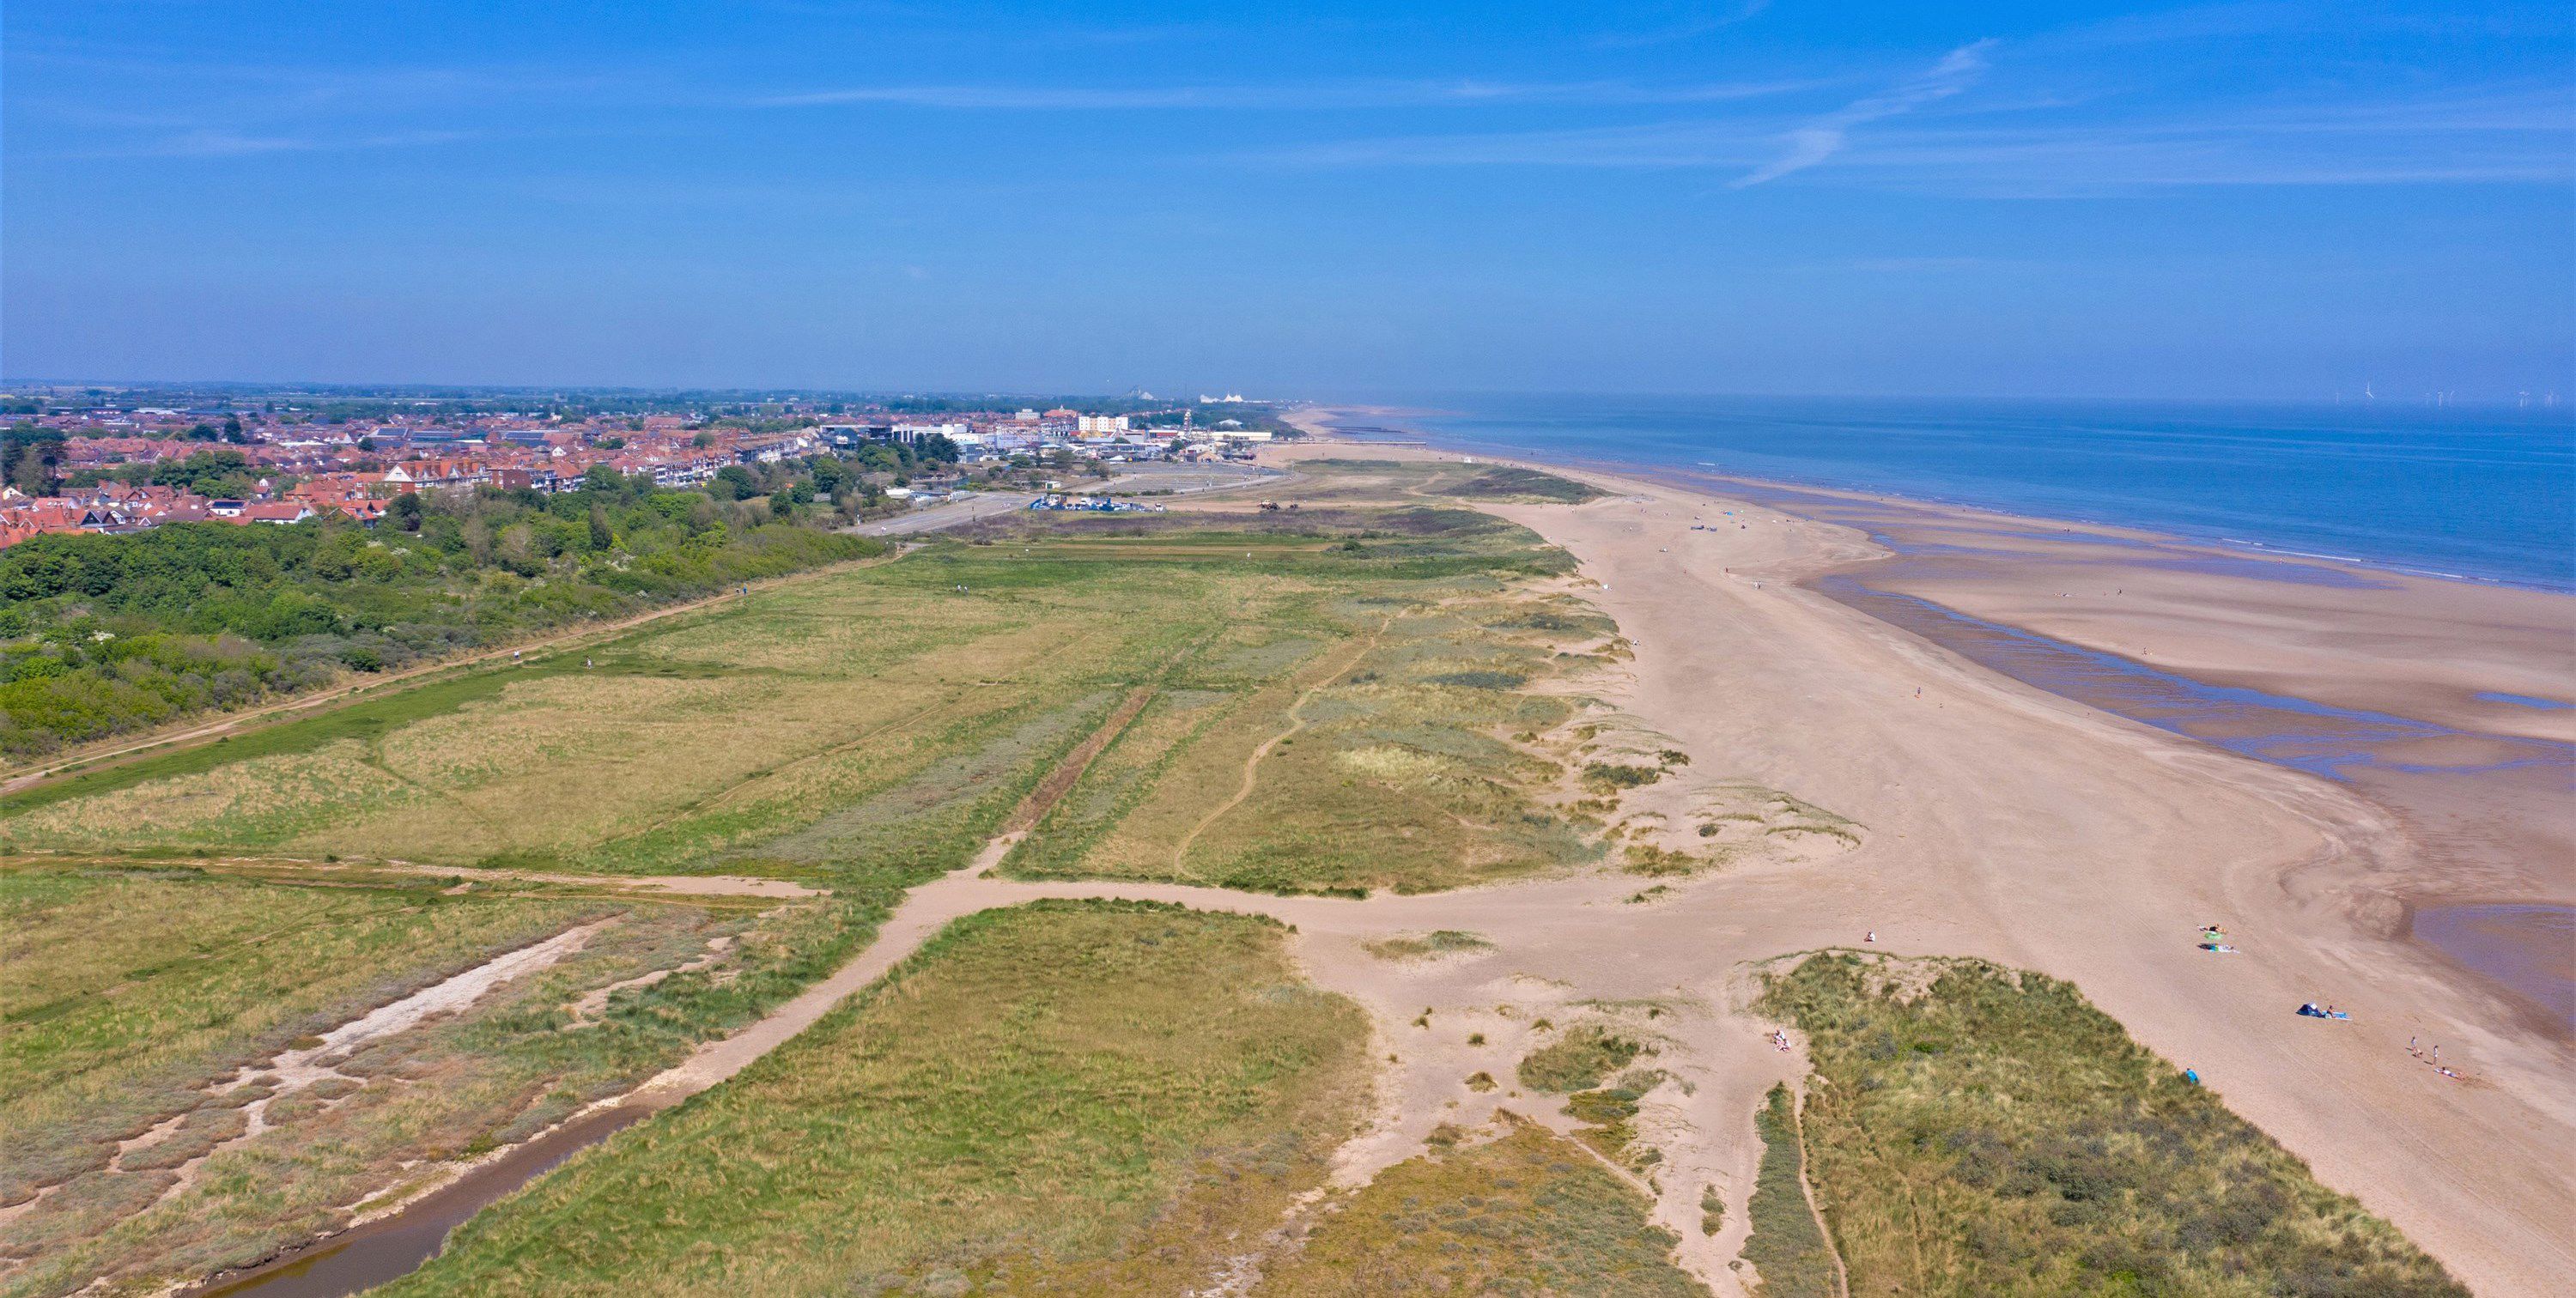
[1391,395,2576,590]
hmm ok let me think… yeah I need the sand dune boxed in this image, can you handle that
[1248,434,2573,1294]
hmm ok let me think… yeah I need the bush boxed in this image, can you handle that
[1516,1025,1645,1093]
[0,498,883,759]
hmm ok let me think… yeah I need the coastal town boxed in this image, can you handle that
[0,388,1289,548]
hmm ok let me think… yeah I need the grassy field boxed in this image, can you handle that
[1267,458,1608,506]
[990,511,1611,895]
[5,500,1604,901]
[1,485,1638,1293]
[1516,1024,1648,1093]
[1252,1116,1700,1296]
[0,861,851,1297]
[1741,1083,1838,1298]
[383,900,1370,1297]
[1763,953,2469,1297]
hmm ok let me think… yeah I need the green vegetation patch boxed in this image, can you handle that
[1251,1116,1698,1297]
[1565,1068,1664,1174]
[0,864,592,1209]
[1516,1024,1647,1094]
[1280,458,1605,507]
[1002,518,1601,896]
[1744,1082,1839,1298]
[1763,953,2467,1297]
[1582,761,1666,792]
[0,488,882,762]
[387,900,1372,1297]
[1363,930,1495,961]
[1432,465,1607,503]
[0,862,861,1295]
[1,647,591,817]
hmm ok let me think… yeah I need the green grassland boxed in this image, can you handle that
[0,488,1639,1293]
[5,502,1600,901]
[1,862,848,1296]
[1763,954,2467,1297]
[383,900,1371,1297]
[1516,1023,1649,1094]
[1741,1083,1839,1298]
[1272,458,1608,506]
[992,516,1608,895]
[1251,1116,1702,1296]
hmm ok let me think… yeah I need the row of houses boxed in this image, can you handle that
[0,483,323,548]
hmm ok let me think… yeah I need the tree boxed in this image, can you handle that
[222,415,247,444]
[587,504,614,551]
[919,433,960,464]
[3,424,65,495]
[693,431,715,448]
[185,422,220,442]
[809,458,846,495]
[714,465,757,500]
[390,493,425,532]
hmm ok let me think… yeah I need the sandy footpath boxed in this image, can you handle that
[167,433,2576,1297]
[1251,433,2571,1292]
[809,445,2571,1294]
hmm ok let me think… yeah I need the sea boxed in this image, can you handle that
[1375,391,2575,1026]
[1379,393,2576,591]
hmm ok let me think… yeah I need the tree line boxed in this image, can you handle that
[0,463,889,761]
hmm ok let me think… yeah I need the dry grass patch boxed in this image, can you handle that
[1252,1115,1698,1296]
[1742,1082,1838,1298]
[1363,930,1495,961]
[1516,1023,1649,1094]
[385,900,1371,1298]
[0,861,858,1298]
[1763,953,2466,1297]
[1011,558,1605,895]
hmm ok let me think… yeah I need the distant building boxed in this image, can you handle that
[890,422,967,444]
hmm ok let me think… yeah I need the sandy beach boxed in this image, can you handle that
[165,423,2574,1298]
[1241,415,2576,1294]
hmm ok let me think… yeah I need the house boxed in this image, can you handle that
[382,459,485,490]
[235,501,313,525]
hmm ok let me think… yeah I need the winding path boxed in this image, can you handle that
[163,454,2576,1297]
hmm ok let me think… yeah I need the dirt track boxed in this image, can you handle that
[143,446,2576,1296]
[420,456,2573,1295]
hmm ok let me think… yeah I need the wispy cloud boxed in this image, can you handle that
[1732,40,1994,186]
[56,128,476,161]
[1253,63,2572,195]
[1586,1,1773,50]
[756,77,1826,111]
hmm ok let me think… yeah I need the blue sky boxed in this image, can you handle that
[4,1,2570,399]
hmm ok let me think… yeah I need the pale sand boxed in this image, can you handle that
[188,429,2572,1296]
[1235,431,2571,1292]
[649,445,2567,1292]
